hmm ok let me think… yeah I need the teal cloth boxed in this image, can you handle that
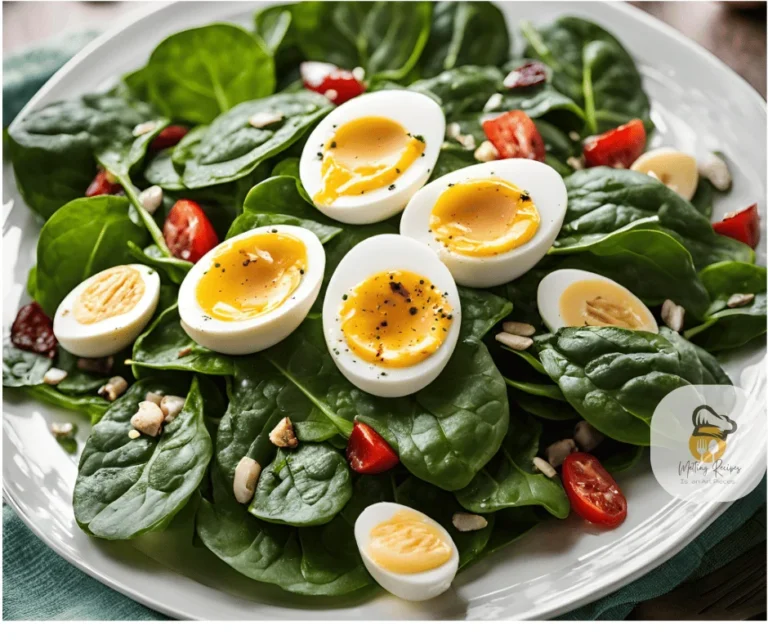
[2,32,766,621]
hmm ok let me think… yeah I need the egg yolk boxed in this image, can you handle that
[74,265,145,324]
[559,279,656,330]
[196,232,307,322]
[339,270,453,368]
[314,116,426,205]
[368,510,453,574]
[429,178,540,257]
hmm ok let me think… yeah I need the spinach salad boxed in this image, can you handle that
[4,1,764,602]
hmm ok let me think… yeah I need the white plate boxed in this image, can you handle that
[3,0,766,621]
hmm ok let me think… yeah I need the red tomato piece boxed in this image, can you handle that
[85,169,121,197]
[11,302,57,358]
[300,61,365,105]
[503,61,548,89]
[582,119,646,169]
[713,203,760,248]
[562,453,627,528]
[481,110,546,161]
[150,125,189,152]
[163,200,219,263]
[346,420,399,474]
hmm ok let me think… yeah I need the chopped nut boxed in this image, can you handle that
[43,367,68,386]
[532,456,557,478]
[160,395,185,423]
[452,512,488,532]
[699,152,732,191]
[132,120,157,137]
[474,140,499,162]
[495,331,533,351]
[568,131,580,142]
[139,185,163,214]
[50,422,75,438]
[352,66,365,82]
[456,133,476,150]
[573,420,604,452]
[77,356,113,374]
[234,456,262,504]
[483,93,503,112]
[566,156,585,171]
[446,122,462,140]
[98,376,128,402]
[177,347,192,358]
[130,401,164,437]
[502,321,536,337]
[145,391,163,406]
[545,438,578,468]
[248,111,283,129]
[661,299,685,332]
[727,293,755,308]
[324,88,338,102]
[128,429,141,440]
[269,417,298,449]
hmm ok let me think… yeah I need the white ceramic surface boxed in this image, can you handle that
[2,0,766,621]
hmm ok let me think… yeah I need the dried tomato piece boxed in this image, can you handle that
[11,302,57,358]
[582,119,646,169]
[503,61,548,89]
[713,203,760,248]
[150,125,190,152]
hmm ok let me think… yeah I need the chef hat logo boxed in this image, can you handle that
[688,404,737,462]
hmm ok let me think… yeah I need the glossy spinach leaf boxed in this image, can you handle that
[482,507,541,557]
[431,149,474,181]
[144,148,185,190]
[536,326,731,445]
[409,66,503,119]
[504,377,566,401]
[24,385,109,425]
[420,2,510,78]
[685,262,767,351]
[74,377,212,539]
[691,178,715,219]
[455,406,570,519]
[555,168,754,269]
[458,286,514,343]
[508,388,579,421]
[2,345,52,387]
[33,196,149,316]
[249,443,352,527]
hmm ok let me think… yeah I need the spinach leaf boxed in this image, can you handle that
[33,196,149,316]
[458,286,514,342]
[504,378,566,401]
[74,377,212,539]
[250,443,352,527]
[508,389,579,421]
[126,243,192,285]
[455,406,570,519]
[536,326,731,445]
[24,385,109,425]
[254,4,295,57]
[180,91,332,189]
[691,178,715,219]
[600,443,645,474]
[420,2,510,78]
[555,168,754,269]
[2,345,52,387]
[135,24,275,125]
[521,17,651,134]
[685,262,767,351]
[482,507,541,557]
[409,66,503,119]
[144,149,185,190]
[431,149,474,180]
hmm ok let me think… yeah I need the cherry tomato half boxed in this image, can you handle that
[11,302,57,358]
[300,61,365,106]
[482,110,546,161]
[713,203,760,249]
[562,452,627,528]
[85,169,121,197]
[346,420,399,474]
[583,119,646,169]
[162,200,219,263]
[150,125,189,152]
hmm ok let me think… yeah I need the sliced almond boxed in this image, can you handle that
[495,332,533,351]
[502,321,536,337]
[43,367,68,386]
[451,512,488,532]
[532,456,557,479]
[661,299,685,332]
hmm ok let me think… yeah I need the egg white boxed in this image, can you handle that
[53,263,161,358]
[299,90,445,225]
[354,502,459,602]
[322,234,461,398]
[537,268,659,333]
[400,159,568,288]
[178,225,325,355]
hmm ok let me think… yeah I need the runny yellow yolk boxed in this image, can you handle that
[429,178,540,257]
[74,265,145,324]
[196,232,307,322]
[314,116,426,205]
[368,510,453,574]
[559,279,656,330]
[339,270,453,368]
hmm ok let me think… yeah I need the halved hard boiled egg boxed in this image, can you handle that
[54,264,160,358]
[299,90,445,225]
[400,159,568,288]
[322,235,461,397]
[178,225,325,355]
[355,502,459,602]
[538,269,658,333]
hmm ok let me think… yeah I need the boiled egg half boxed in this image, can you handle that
[299,90,445,225]
[178,225,325,354]
[538,269,659,333]
[355,502,459,602]
[54,264,160,358]
[400,159,568,288]
[322,234,460,397]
